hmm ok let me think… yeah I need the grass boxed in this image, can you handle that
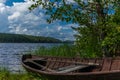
[33,44,78,57]
[0,68,44,80]
[32,44,97,58]
[0,68,32,80]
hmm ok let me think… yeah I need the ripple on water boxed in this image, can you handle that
[0,43,61,73]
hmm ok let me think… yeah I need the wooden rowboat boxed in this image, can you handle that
[22,54,120,80]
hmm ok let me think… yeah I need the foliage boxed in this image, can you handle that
[102,23,120,56]
[29,0,120,57]
[32,44,97,58]
[0,33,61,43]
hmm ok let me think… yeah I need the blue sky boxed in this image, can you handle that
[5,0,25,6]
[0,0,78,40]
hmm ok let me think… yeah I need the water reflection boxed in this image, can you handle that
[0,43,61,73]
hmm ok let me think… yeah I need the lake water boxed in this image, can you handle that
[0,43,61,73]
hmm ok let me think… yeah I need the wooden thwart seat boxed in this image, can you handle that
[24,59,56,72]
[56,65,89,73]
[24,59,100,73]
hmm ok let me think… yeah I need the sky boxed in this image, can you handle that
[0,0,78,41]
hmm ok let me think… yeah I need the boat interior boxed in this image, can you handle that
[23,56,120,73]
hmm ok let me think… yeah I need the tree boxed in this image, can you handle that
[102,9,120,56]
[29,0,120,57]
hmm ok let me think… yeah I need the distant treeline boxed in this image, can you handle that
[0,33,62,43]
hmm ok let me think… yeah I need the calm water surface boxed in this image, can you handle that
[0,43,61,73]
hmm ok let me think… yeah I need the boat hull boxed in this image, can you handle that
[22,54,120,80]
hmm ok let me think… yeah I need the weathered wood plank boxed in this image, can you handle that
[56,65,89,73]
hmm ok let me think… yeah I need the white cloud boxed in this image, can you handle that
[23,28,27,32]
[8,12,20,20]
[57,26,62,31]
[0,0,6,3]
[67,0,75,3]
[9,25,28,34]
[0,0,78,40]
[0,3,9,32]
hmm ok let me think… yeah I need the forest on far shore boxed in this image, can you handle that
[0,33,62,43]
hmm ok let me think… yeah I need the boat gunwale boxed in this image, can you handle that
[21,55,120,76]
